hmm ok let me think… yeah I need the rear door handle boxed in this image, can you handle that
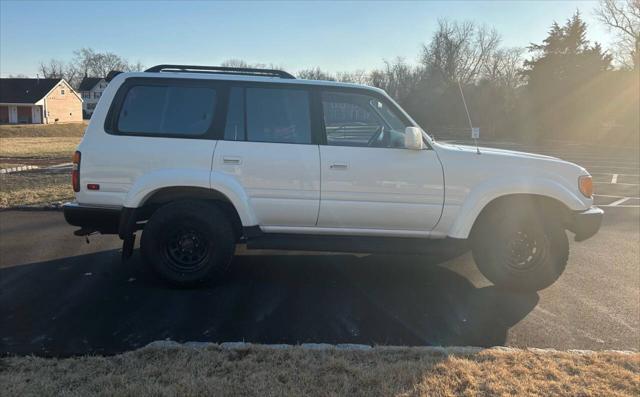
[223,156,242,165]
[330,162,348,170]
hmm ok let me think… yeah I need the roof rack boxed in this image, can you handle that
[144,64,296,79]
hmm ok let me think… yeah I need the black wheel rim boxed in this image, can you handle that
[503,229,549,271]
[165,227,210,272]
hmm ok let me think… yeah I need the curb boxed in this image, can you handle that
[141,340,638,355]
[0,165,39,174]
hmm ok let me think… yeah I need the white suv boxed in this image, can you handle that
[64,64,603,290]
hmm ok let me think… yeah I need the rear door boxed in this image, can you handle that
[212,85,320,227]
[317,90,444,232]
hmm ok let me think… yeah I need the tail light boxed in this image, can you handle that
[578,175,593,198]
[72,151,81,192]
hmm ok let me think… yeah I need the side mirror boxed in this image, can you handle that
[404,127,424,150]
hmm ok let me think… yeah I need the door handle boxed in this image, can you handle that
[330,162,348,170]
[223,156,242,165]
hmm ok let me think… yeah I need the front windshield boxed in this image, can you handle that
[368,99,408,132]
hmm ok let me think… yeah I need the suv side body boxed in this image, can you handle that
[64,65,602,290]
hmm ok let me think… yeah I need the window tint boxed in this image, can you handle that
[224,87,245,141]
[117,85,216,136]
[322,91,409,148]
[246,88,311,144]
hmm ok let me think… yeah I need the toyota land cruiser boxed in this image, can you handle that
[63,64,603,290]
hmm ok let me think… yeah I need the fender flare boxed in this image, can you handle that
[447,176,588,239]
[123,169,258,226]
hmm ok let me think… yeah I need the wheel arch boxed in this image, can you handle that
[448,181,583,239]
[137,186,245,240]
[467,194,572,239]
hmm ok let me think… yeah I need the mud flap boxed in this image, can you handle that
[122,234,135,261]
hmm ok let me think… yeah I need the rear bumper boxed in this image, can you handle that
[568,206,603,242]
[63,202,121,234]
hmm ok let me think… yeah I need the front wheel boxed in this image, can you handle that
[471,203,569,291]
[140,200,235,287]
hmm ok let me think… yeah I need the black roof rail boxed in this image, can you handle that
[105,70,123,82]
[144,64,296,79]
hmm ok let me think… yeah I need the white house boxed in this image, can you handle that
[78,77,108,118]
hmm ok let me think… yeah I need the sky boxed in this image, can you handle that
[0,0,615,78]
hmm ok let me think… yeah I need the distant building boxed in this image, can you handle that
[0,78,83,124]
[78,77,107,118]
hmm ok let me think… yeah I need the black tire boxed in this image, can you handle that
[140,200,235,287]
[471,202,569,292]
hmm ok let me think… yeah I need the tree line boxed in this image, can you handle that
[296,9,638,145]
[36,1,638,145]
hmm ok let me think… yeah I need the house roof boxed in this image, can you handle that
[0,78,62,104]
[78,77,104,91]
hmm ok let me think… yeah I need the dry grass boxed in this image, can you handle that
[0,122,87,138]
[1,345,638,396]
[0,137,81,159]
[0,171,72,207]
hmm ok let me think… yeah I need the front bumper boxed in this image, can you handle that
[568,206,603,242]
[63,202,121,234]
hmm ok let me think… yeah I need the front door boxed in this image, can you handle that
[317,90,444,232]
[213,86,320,227]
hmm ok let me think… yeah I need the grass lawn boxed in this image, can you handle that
[1,345,638,396]
[0,122,85,160]
[0,122,87,138]
[0,171,72,207]
[0,137,81,159]
[0,123,84,207]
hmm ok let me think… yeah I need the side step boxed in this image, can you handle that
[245,233,468,256]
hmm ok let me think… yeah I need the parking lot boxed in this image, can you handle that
[1,141,638,356]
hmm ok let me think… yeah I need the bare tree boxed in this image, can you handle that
[595,0,640,69]
[421,19,501,85]
[335,69,370,84]
[38,48,144,88]
[38,59,66,79]
[221,59,251,68]
[297,67,336,81]
[73,48,140,77]
[483,47,524,89]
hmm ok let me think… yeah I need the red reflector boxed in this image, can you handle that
[87,184,100,190]
[72,151,81,192]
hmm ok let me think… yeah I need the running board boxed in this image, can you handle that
[245,233,468,255]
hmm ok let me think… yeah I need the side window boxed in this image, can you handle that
[224,87,245,141]
[117,85,217,136]
[322,91,409,148]
[246,87,311,144]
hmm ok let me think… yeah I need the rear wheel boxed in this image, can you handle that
[471,202,569,291]
[140,200,235,287]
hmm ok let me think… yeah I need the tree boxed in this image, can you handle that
[421,19,501,85]
[39,48,144,88]
[522,12,614,139]
[296,67,336,81]
[595,0,640,69]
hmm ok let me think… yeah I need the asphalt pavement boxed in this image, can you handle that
[1,141,638,356]
[1,207,638,356]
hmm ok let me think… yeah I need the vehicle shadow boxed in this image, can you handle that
[0,247,538,356]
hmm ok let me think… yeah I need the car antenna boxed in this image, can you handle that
[458,80,480,155]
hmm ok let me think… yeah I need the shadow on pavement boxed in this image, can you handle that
[0,248,538,357]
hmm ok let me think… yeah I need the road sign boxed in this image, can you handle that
[471,127,480,139]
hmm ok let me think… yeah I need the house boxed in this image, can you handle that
[0,78,82,124]
[78,77,107,118]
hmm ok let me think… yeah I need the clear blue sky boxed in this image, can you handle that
[0,0,613,77]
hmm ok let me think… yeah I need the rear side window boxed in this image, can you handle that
[117,85,217,136]
[246,88,311,144]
